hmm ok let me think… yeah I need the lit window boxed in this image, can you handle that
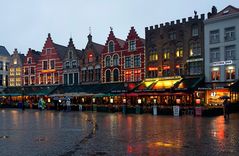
[226,66,235,80]
[125,71,131,82]
[176,48,183,58]
[129,40,136,51]
[134,70,141,81]
[108,41,114,52]
[163,52,170,60]
[149,52,158,61]
[13,58,17,65]
[211,67,220,81]
[190,42,201,57]
[88,54,93,63]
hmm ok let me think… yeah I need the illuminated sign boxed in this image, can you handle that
[186,58,203,63]
[148,67,158,71]
[212,60,233,66]
[163,66,170,70]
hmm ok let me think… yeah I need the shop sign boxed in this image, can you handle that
[212,60,233,66]
[186,58,203,63]
[173,106,180,117]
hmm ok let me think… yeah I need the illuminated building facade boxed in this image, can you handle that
[101,29,126,83]
[80,34,104,84]
[145,13,205,78]
[204,6,239,104]
[23,48,41,85]
[36,33,67,85]
[122,27,145,82]
[9,49,25,86]
[0,46,10,91]
[63,38,82,85]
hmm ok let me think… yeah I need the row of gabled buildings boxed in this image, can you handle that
[1,5,239,106]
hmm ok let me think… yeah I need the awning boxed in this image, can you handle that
[174,76,204,92]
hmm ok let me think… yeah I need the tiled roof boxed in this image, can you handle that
[54,43,68,60]
[92,42,104,54]
[0,46,10,57]
[210,5,239,18]
[116,38,126,48]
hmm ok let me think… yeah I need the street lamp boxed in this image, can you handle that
[137,98,142,104]
[110,98,113,104]
[21,87,25,110]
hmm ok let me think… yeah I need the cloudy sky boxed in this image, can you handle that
[0,0,238,54]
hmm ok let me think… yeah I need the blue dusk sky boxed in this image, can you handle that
[0,0,238,54]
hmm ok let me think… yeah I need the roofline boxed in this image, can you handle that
[204,12,239,24]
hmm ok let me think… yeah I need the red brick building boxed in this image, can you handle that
[101,29,126,83]
[122,27,145,82]
[36,33,67,85]
[23,48,41,85]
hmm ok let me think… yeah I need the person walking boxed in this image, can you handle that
[223,99,230,119]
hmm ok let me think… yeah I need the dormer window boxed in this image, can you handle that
[108,41,114,52]
[72,60,77,68]
[65,62,70,69]
[88,54,93,63]
[27,57,32,64]
[129,40,136,51]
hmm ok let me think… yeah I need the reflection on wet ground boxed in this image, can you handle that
[0,109,239,156]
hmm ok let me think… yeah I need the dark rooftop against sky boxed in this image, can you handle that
[0,0,238,54]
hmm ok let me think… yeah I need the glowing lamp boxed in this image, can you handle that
[153,99,157,104]
[176,99,181,104]
[82,98,85,103]
[138,99,142,104]
[123,98,126,104]
[48,98,51,103]
[110,98,114,104]
[92,98,95,103]
[196,99,201,104]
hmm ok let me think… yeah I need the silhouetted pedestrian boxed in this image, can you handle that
[223,99,230,119]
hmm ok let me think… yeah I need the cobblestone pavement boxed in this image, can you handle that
[0,109,239,156]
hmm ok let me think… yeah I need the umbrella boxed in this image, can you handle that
[220,95,230,99]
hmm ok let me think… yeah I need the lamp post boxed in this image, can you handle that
[21,87,25,111]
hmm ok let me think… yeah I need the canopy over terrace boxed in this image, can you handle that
[0,85,58,96]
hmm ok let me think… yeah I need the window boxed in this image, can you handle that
[82,70,87,82]
[210,48,220,62]
[192,25,199,37]
[69,73,73,84]
[16,68,21,76]
[175,64,183,76]
[10,68,14,76]
[88,54,93,63]
[105,56,111,67]
[5,75,8,86]
[129,40,136,51]
[169,31,176,40]
[5,63,9,71]
[134,55,141,67]
[13,58,17,65]
[74,73,79,84]
[108,41,114,52]
[125,56,131,68]
[64,74,68,84]
[30,67,35,74]
[162,65,170,76]
[54,73,58,84]
[113,69,119,81]
[43,61,48,70]
[89,69,94,81]
[226,66,235,80]
[190,42,201,57]
[106,70,111,82]
[134,70,141,81]
[65,62,70,69]
[211,67,220,81]
[189,62,202,75]
[113,55,119,66]
[50,60,55,69]
[225,45,236,60]
[69,50,73,59]
[0,61,3,70]
[72,61,77,68]
[30,76,35,85]
[95,69,100,81]
[163,52,170,60]
[125,71,131,82]
[24,68,29,75]
[176,48,183,58]
[46,48,51,54]
[225,27,235,41]
[149,52,158,61]
[24,77,29,85]
[40,74,43,84]
[27,57,32,64]
[0,75,2,86]
[210,30,220,44]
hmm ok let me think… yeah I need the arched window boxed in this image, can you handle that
[113,69,119,81]
[106,70,111,82]
[105,56,111,67]
[113,55,119,66]
[108,41,114,52]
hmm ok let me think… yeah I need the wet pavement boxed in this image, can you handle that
[0,109,239,156]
